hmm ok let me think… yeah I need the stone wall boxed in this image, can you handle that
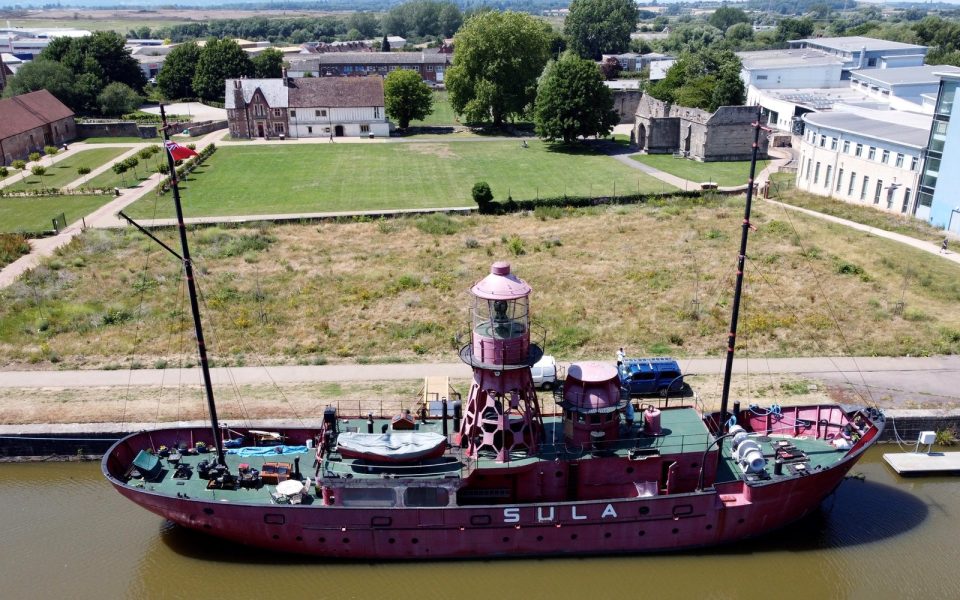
[611,90,641,125]
[76,121,156,139]
[184,119,227,137]
[701,106,769,162]
[0,116,76,165]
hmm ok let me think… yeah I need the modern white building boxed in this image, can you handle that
[739,49,845,92]
[796,108,930,215]
[848,65,960,114]
[917,72,960,231]
[787,36,928,71]
[0,27,90,60]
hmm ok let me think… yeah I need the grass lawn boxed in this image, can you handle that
[0,195,112,234]
[85,155,166,190]
[4,18,196,33]
[76,136,159,144]
[410,91,458,127]
[7,148,130,191]
[0,167,20,182]
[630,154,770,187]
[125,140,675,218]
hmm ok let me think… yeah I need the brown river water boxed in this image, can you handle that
[0,446,956,600]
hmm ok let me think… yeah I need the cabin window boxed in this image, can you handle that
[338,487,397,507]
[405,487,449,507]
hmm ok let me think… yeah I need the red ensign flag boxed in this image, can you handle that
[165,140,199,161]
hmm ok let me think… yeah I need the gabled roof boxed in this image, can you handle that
[288,76,384,108]
[0,90,74,140]
[224,79,289,109]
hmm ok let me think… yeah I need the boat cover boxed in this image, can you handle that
[336,432,446,462]
[132,449,162,479]
[226,445,308,457]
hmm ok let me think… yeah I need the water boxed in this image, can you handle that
[1,447,957,600]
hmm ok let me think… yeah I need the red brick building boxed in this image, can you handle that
[0,90,76,165]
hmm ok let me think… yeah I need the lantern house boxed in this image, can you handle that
[458,262,543,462]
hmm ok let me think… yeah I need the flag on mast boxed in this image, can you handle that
[165,140,199,161]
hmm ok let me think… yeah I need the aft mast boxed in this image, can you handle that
[717,107,764,458]
[159,105,227,468]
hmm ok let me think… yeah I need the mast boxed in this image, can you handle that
[159,105,227,468]
[717,107,763,454]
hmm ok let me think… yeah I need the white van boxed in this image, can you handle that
[531,355,559,390]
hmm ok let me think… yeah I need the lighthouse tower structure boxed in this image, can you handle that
[459,262,544,462]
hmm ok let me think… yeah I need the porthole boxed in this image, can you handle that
[319,537,326,543]
[604,532,612,539]
[571,533,578,540]
[296,536,303,542]
[626,467,634,474]
[705,524,713,530]
[203,508,214,515]
[502,536,510,543]
[388,538,396,544]
[639,506,650,515]
[412,537,419,544]
[555,471,563,478]
[342,537,350,544]
[738,518,745,524]
[638,530,646,536]
[272,534,279,540]
[536,535,544,542]
[672,528,679,534]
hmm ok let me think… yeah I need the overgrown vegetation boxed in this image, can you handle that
[0,234,30,269]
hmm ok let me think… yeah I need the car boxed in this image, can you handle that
[619,357,684,397]
[531,355,559,390]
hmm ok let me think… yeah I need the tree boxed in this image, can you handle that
[156,42,201,100]
[711,62,746,111]
[112,162,129,187]
[648,50,745,112]
[40,31,145,99]
[252,48,284,78]
[192,38,254,102]
[97,82,143,116]
[347,12,381,38]
[1,59,76,105]
[534,53,618,144]
[565,0,637,60]
[599,57,621,80]
[709,6,750,32]
[446,11,551,126]
[472,181,493,213]
[384,69,434,129]
[776,18,815,43]
[437,3,463,37]
[381,35,391,52]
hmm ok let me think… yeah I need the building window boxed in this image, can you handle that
[805,158,812,180]
[427,65,434,71]
[842,140,850,153]
[290,110,296,117]
[274,123,284,134]
[379,66,387,72]
[324,127,330,133]
[824,165,833,188]
[881,149,889,164]
[836,168,844,191]
[307,126,313,134]
[867,57,877,67]
[273,109,282,117]
[867,147,876,160]
[344,66,352,73]
[902,188,911,213]
[910,156,918,170]
[860,176,869,200]
[254,103,265,117]
[813,162,821,184]
[412,65,420,71]
[855,143,863,157]
[756,75,768,80]
[848,172,857,196]
[895,153,904,167]
[819,135,826,147]
[874,180,883,204]
[374,107,380,118]
[315,109,327,117]
[830,137,838,150]
[360,124,370,133]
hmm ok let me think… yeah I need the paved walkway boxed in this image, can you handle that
[63,146,143,190]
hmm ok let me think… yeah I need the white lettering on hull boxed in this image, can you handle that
[502,503,620,523]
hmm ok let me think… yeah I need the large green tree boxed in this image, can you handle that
[384,68,434,128]
[709,6,750,32]
[648,50,745,112]
[252,48,284,78]
[565,0,637,60]
[533,52,618,144]
[97,82,143,116]
[446,11,551,126]
[192,38,254,102]
[41,31,145,92]
[156,42,201,100]
[1,59,76,104]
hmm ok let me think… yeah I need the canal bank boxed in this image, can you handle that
[1,409,957,458]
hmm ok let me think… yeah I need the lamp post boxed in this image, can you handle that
[948,207,960,234]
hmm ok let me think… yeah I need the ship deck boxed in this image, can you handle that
[121,407,849,504]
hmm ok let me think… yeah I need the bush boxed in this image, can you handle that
[77,166,91,176]
[0,167,7,178]
[472,181,494,213]
[30,165,46,177]
[44,145,58,157]
[12,160,26,170]
[29,152,41,163]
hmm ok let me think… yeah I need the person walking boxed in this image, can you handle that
[617,347,626,366]
[941,238,949,254]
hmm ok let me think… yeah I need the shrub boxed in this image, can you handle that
[0,167,7,178]
[137,147,154,160]
[29,152,41,163]
[415,213,462,235]
[12,160,26,170]
[31,165,46,177]
[44,145,58,157]
[0,233,31,268]
[472,181,494,213]
[157,162,170,174]
[77,166,91,176]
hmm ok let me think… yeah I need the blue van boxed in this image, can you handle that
[619,357,684,397]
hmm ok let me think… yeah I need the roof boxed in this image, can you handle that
[851,64,960,87]
[287,76,384,108]
[802,111,930,149]
[290,52,450,69]
[790,36,927,54]
[0,90,74,140]
[224,79,288,109]
[737,49,844,70]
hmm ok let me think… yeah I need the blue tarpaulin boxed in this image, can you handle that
[226,445,309,457]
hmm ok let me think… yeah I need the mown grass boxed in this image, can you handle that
[631,154,770,187]
[409,91,458,127]
[76,136,159,144]
[124,140,673,218]
[85,154,166,190]
[0,195,113,234]
[771,187,947,243]
[7,148,130,191]
[2,197,959,370]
